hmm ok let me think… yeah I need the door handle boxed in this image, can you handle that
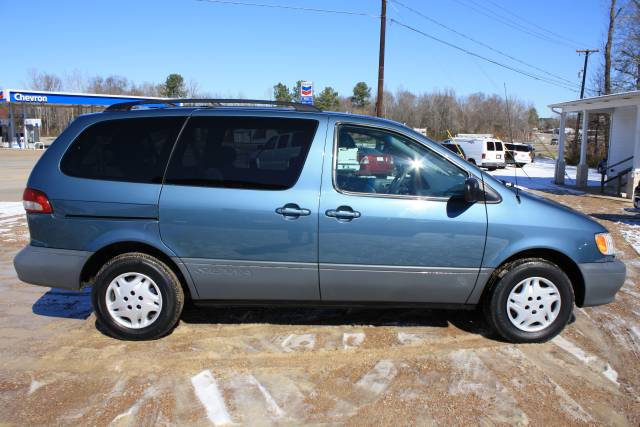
[276,203,310,219]
[325,206,361,221]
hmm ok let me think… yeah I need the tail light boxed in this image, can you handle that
[360,157,370,164]
[482,153,486,159]
[23,188,53,214]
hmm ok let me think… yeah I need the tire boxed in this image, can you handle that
[468,159,477,165]
[515,163,524,168]
[92,252,184,340]
[483,258,574,343]
[487,167,497,171]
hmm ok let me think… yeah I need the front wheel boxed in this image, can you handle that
[483,258,574,343]
[92,253,184,340]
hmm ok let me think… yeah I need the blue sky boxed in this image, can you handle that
[3,0,609,116]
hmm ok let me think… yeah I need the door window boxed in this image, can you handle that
[334,125,468,198]
[164,117,318,190]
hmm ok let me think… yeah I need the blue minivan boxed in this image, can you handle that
[14,99,626,342]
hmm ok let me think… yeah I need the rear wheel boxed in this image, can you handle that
[92,253,184,340]
[483,258,574,343]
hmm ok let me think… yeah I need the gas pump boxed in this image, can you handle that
[23,119,41,148]
[0,119,9,147]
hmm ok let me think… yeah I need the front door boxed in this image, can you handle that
[319,122,488,303]
[159,113,326,300]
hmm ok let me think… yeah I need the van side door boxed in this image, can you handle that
[158,112,326,300]
[318,121,489,304]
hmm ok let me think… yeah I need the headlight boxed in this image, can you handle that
[595,233,615,256]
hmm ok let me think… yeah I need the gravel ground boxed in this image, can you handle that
[0,152,638,426]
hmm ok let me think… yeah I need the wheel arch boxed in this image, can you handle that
[479,248,586,307]
[80,241,197,300]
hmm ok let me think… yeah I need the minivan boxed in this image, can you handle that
[452,134,506,170]
[14,99,626,342]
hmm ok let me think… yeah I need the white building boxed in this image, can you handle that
[548,90,640,198]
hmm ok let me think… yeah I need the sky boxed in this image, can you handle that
[2,0,610,116]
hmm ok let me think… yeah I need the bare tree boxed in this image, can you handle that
[604,0,620,94]
[614,0,640,90]
[27,69,63,91]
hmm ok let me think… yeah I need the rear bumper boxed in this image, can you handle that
[13,245,91,290]
[578,260,626,307]
[481,162,503,168]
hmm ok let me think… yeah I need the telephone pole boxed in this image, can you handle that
[571,49,599,161]
[375,0,386,117]
[577,49,599,99]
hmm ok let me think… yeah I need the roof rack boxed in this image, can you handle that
[104,98,322,113]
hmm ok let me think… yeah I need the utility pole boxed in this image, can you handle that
[577,49,599,99]
[375,0,386,117]
[570,49,599,161]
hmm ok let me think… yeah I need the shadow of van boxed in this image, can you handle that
[32,287,93,320]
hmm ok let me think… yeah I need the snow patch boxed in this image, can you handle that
[552,336,597,364]
[280,334,315,352]
[553,336,619,386]
[448,350,529,424]
[191,370,235,426]
[487,158,600,193]
[246,374,285,418]
[342,332,365,349]
[355,360,397,395]
[396,332,435,345]
[618,223,640,256]
[0,202,25,218]
[28,379,43,395]
[603,365,619,385]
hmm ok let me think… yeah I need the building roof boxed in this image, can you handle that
[548,90,640,113]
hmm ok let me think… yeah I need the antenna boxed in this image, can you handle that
[504,83,520,202]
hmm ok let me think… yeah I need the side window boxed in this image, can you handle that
[61,117,185,184]
[164,117,318,190]
[334,125,468,198]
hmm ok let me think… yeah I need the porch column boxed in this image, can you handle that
[575,110,589,188]
[628,105,640,199]
[554,111,567,184]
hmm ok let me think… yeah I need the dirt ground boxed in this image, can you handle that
[0,150,638,426]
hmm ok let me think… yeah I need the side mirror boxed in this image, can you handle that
[464,177,482,203]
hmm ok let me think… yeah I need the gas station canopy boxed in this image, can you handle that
[0,89,166,146]
[0,88,165,106]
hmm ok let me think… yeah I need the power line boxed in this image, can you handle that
[484,0,587,47]
[195,0,580,92]
[195,0,379,17]
[452,0,578,48]
[389,18,579,92]
[390,0,578,87]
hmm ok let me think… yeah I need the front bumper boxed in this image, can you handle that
[13,245,91,290]
[578,260,626,307]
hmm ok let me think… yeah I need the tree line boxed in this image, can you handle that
[274,81,540,141]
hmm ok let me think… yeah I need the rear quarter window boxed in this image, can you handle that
[61,117,185,184]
